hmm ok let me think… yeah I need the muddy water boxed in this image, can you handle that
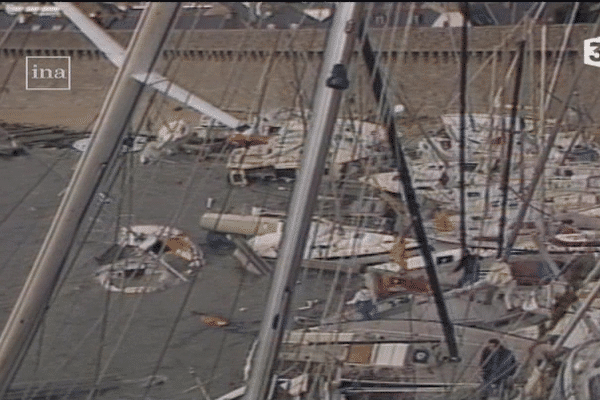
[0,147,343,399]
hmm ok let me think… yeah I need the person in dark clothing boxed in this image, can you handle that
[454,249,480,287]
[382,204,396,234]
[479,338,518,399]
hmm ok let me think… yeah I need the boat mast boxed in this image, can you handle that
[242,4,363,400]
[359,15,459,359]
[459,2,469,255]
[503,16,600,259]
[0,3,181,395]
[497,40,525,258]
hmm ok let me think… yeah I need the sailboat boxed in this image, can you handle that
[240,4,600,400]
[227,118,387,186]
[236,3,528,399]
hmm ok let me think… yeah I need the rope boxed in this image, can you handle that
[0,153,67,230]
[445,3,546,111]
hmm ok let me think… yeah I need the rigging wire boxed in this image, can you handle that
[474,16,542,250]
[204,181,275,395]
[337,118,394,325]
[104,23,289,394]
[320,110,376,322]
[543,2,580,113]
[1,140,99,398]
[459,2,470,255]
[276,1,468,390]
[82,5,226,398]
[319,4,390,331]
[21,155,137,400]
[0,152,69,231]
[0,21,78,232]
[443,2,462,67]
[373,2,451,168]
[304,0,376,325]
[0,19,31,105]
[88,135,135,400]
[503,10,600,259]
[445,2,546,111]
[224,4,360,392]
[263,4,390,387]
[286,2,327,136]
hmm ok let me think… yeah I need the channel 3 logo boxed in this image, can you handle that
[584,37,600,67]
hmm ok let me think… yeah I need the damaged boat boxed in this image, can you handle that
[94,225,203,294]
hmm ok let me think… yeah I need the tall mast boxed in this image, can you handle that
[497,40,525,258]
[0,3,180,395]
[359,16,459,359]
[459,2,469,255]
[242,4,363,400]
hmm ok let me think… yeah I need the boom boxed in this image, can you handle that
[54,2,244,130]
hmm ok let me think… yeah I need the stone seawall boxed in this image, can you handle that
[0,25,599,130]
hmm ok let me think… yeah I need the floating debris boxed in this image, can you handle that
[72,135,147,153]
[94,225,203,294]
[0,121,90,151]
[192,311,230,327]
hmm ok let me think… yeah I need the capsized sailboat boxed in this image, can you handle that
[93,225,203,294]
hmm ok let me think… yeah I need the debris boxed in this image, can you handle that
[192,311,230,327]
[434,211,455,232]
[73,135,147,153]
[121,375,168,388]
[138,375,167,388]
[297,299,320,311]
[94,225,203,293]
[0,121,90,151]
[389,237,408,270]
[226,134,269,147]
[139,119,195,163]
[279,373,308,396]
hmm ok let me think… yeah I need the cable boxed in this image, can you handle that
[0,19,31,104]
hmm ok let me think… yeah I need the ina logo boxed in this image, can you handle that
[26,56,71,90]
[584,37,600,68]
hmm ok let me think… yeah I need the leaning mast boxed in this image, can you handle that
[497,40,525,258]
[0,3,181,395]
[359,11,460,360]
[243,3,363,400]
